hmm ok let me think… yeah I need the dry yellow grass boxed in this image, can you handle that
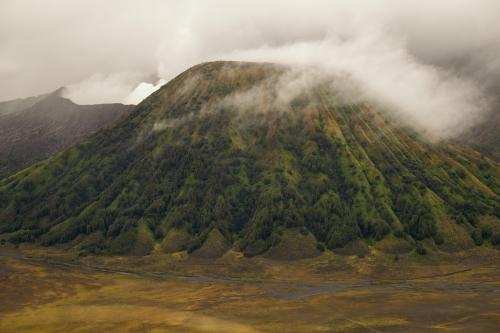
[1,244,500,332]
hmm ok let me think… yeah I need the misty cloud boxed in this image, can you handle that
[1,0,499,137]
[221,29,489,137]
[62,72,148,105]
[123,79,166,105]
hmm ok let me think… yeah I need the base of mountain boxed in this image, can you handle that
[2,241,499,333]
[4,214,499,262]
[2,232,499,284]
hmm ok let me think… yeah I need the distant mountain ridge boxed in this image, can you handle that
[0,62,498,258]
[0,88,133,175]
[0,92,50,116]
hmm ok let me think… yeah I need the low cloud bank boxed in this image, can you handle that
[123,79,166,105]
[2,0,499,137]
[219,29,489,138]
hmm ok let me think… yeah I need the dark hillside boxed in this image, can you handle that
[0,61,498,257]
[0,89,133,175]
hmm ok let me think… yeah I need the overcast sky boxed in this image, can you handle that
[1,0,499,126]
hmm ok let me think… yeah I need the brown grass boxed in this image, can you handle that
[1,243,499,332]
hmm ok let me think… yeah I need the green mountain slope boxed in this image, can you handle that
[1,61,499,257]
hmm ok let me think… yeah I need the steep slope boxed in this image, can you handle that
[458,109,500,162]
[0,61,498,257]
[0,89,133,175]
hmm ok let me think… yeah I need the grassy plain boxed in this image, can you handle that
[1,243,499,333]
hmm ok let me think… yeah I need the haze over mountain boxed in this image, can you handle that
[459,109,500,162]
[2,1,500,141]
[2,3,500,332]
[0,88,133,176]
[1,62,498,258]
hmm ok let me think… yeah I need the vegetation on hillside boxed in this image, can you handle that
[0,61,498,256]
